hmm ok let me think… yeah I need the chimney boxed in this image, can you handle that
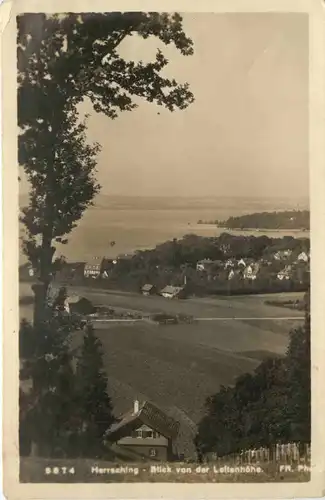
[133,399,140,414]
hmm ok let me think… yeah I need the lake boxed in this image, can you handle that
[19,195,309,263]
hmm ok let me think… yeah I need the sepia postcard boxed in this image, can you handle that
[2,0,325,498]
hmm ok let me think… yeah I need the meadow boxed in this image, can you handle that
[19,283,305,460]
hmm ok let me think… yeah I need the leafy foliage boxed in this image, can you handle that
[19,298,78,457]
[17,13,194,122]
[77,233,309,295]
[18,12,194,323]
[20,112,101,253]
[195,290,311,457]
[20,293,115,458]
[74,324,116,457]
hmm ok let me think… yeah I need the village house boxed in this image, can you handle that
[243,263,260,281]
[277,265,292,281]
[273,250,293,261]
[227,269,242,281]
[237,258,247,268]
[160,285,186,299]
[84,257,103,279]
[224,259,235,269]
[141,284,156,296]
[228,269,236,280]
[297,251,309,263]
[104,400,180,462]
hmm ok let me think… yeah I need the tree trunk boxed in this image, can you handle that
[32,233,55,326]
[31,283,49,326]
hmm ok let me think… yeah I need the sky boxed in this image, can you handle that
[21,13,309,200]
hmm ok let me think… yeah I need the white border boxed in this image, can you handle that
[2,1,325,498]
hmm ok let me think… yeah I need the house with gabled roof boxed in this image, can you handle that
[105,400,180,462]
[273,250,293,261]
[227,269,243,281]
[297,251,309,263]
[141,284,156,296]
[277,265,292,281]
[84,257,103,278]
[228,269,236,280]
[243,263,260,281]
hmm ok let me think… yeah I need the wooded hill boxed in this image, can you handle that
[217,211,309,230]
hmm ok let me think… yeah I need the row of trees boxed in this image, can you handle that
[97,263,309,297]
[112,233,309,271]
[195,290,311,458]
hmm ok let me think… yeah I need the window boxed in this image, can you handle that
[133,425,157,439]
[149,448,157,458]
[142,430,153,439]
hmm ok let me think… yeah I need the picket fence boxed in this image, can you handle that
[206,443,311,465]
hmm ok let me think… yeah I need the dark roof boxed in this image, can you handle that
[105,401,180,441]
[142,284,154,291]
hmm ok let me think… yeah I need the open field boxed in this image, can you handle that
[20,283,304,458]
[69,320,282,458]
[69,286,305,321]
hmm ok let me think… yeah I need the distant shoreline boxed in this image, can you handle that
[193,224,309,235]
[198,209,310,232]
[215,226,309,233]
